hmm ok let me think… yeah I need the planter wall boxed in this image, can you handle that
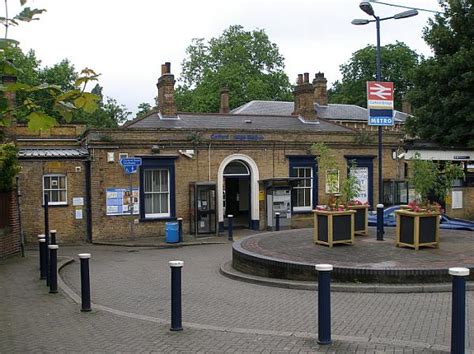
[350,205,368,236]
[395,209,440,250]
[313,210,355,247]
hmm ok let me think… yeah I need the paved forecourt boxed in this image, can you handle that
[1,239,473,352]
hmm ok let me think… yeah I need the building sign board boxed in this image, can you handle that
[211,134,264,141]
[367,81,394,126]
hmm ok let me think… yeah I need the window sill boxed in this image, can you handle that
[292,210,313,215]
[139,217,177,222]
[43,204,69,208]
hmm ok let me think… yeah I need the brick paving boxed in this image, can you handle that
[1,238,473,352]
[240,228,474,270]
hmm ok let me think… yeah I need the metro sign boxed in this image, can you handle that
[367,81,394,126]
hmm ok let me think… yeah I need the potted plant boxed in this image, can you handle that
[395,153,464,250]
[311,144,363,247]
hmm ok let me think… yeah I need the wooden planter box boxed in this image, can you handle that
[395,209,440,250]
[349,205,368,236]
[313,209,355,247]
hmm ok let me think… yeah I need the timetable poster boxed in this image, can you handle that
[106,188,139,216]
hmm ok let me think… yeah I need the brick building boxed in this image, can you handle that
[12,63,473,243]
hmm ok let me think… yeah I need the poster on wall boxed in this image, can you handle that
[106,188,139,216]
[350,167,369,204]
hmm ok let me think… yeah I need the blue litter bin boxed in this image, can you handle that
[165,222,179,243]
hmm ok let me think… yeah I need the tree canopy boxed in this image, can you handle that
[406,0,474,147]
[175,25,292,113]
[2,46,129,128]
[328,42,420,111]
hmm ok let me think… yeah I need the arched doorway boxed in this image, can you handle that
[217,154,260,230]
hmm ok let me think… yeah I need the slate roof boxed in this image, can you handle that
[231,101,409,123]
[18,147,89,159]
[126,112,353,133]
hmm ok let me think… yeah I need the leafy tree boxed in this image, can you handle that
[329,42,420,110]
[0,143,20,191]
[136,102,152,118]
[76,84,131,128]
[406,0,474,147]
[175,25,292,113]
[0,0,99,131]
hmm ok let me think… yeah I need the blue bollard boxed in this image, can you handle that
[48,245,58,294]
[449,267,469,354]
[376,203,384,241]
[177,218,183,243]
[79,253,92,312]
[316,264,333,345]
[227,215,234,241]
[275,212,280,231]
[38,236,47,280]
[169,260,184,331]
[50,229,57,245]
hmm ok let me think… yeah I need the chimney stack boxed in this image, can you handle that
[402,95,412,115]
[292,72,316,120]
[156,62,177,117]
[313,72,328,106]
[219,85,230,114]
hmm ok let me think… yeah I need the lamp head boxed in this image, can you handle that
[359,1,375,16]
[352,18,370,25]
[393,9,418,19]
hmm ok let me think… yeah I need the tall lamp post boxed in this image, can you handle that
[352,2,417,241]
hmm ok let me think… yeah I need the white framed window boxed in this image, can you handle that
[43,174,67,205]
[143,169,170,218]
[118,152,129,160]
[292,167,312,211]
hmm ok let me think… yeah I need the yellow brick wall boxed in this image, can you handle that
[18,159,87,243]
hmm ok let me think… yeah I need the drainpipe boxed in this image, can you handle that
[208,142,212,181]
[85,159,92,242]
[15,176,25,257]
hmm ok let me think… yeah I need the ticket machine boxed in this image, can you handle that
[263,178,297,230]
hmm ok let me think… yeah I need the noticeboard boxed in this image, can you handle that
[106,188,139,216]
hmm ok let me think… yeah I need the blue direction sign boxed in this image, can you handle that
[120,157,142,174]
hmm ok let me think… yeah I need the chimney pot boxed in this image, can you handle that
[297,74,303,85]
[304,73,309,83]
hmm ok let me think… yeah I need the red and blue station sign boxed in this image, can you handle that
[367,81,394,126]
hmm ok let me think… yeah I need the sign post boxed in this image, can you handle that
[120,158,142,239]
[367,81,394,127]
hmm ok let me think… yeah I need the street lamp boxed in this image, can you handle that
[352,2,417,241]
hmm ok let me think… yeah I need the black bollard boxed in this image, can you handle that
[275,212,280,231]
[50,229,57,245]
[78,253,92,312]
[449,267,469,354]
[38,236,47,280]
[48,245,58,294]
[316,264,333,345]
[376,203,384,241]
[177,218,183,243]
[169,260,184,331]
[227,215,234,241]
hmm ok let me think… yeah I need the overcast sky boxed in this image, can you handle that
[8,0,442,116]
